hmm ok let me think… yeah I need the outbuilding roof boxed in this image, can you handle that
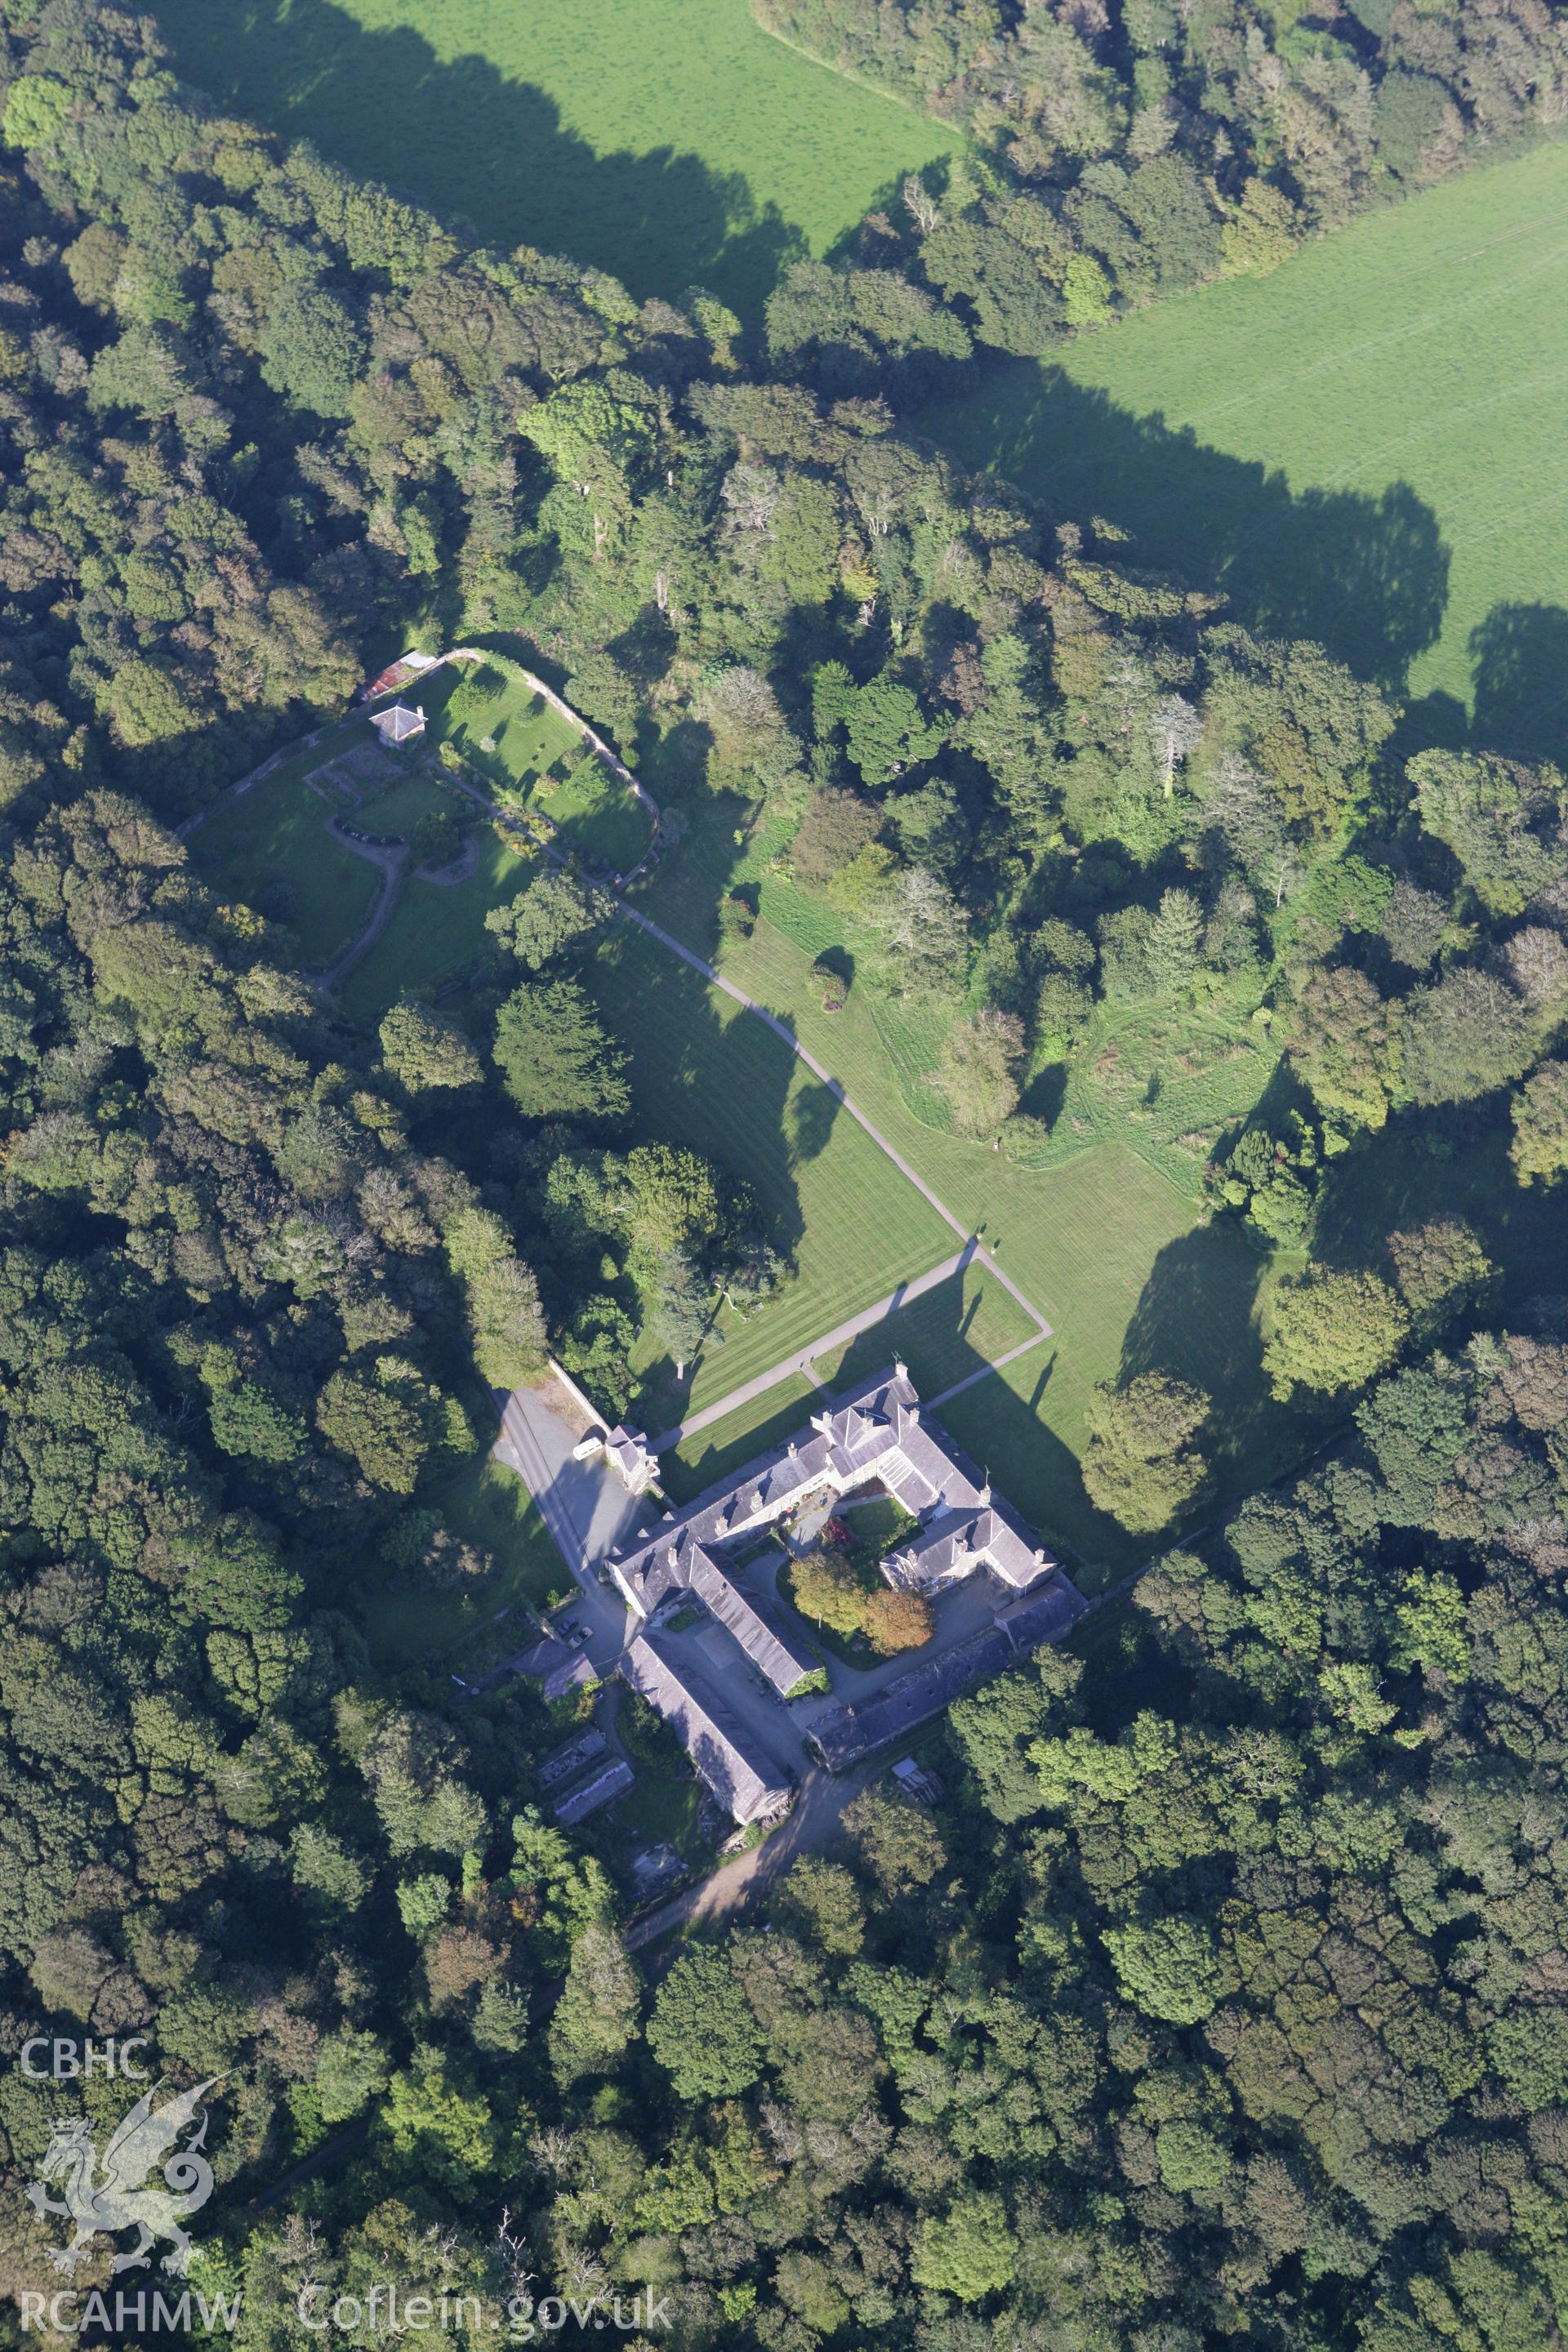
[808,1626,1015,1771]
[621,1637,791,1824]
[370,701,425,743]
[550,1757,634,1825]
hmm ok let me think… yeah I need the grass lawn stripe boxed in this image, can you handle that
[584,921,956,1433]
[660,1374,819,1506]
[336,829,537,1022]
[626,873,1316,1570]
[810,1258,1036,1401]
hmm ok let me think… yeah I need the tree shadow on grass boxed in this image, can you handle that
[154,0,807,310]
[1312,1116,1568,1315]
[917,367,1450,695]
[788,1076,844,1165]
[1468,603,1568,764]
[586,848,820,1423]
[1020,1061,1068,1133]
[1116,1219,1308,1487]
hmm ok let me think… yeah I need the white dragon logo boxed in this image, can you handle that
[24,2077,222,2278]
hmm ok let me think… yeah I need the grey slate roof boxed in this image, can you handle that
[603,1366,1077,1802]
[604,1424,657,1490]
[995,1579,1088,1650]
[685,1549,817,1695]
[608,1367,1057,1615]
[621,1637,791,1824]
[371,701,424,742]
[888,1500,1052,1593]
[537,1726,608,1790]
[550,1757,634,1824]
[808,1627,1015,1771]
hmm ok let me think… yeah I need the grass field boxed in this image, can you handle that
[662,1376,819,1504]
[443,662,581,795]
[542,763,651,875]
[147,0,958,312]
[918,138,1568,749]
[443,662,653,873]
[811,1258,1036,1397]
[336,829,537,1021]
[620,844,1316,1581]
[186,730,381,966]
[583,920,956,1436]
[1040,999,1279,1192]
[355,770,464,837]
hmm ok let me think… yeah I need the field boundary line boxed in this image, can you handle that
[616,900,1056,1343]
[651,1242,978,1452]
[928,1330,1049,1410]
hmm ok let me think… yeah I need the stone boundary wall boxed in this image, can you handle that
[379,645,661,823]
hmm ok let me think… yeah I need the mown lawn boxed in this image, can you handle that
[185,730,381,967]
[918,138,1568,748]
[1038,999,1278,1192]
[583,919,956,1436]
[441,664,581,794]
[811,1258,1036,1400]
[146,0,959,312]
[442,662,653,873]
[544,760,652,875]
[626,850,1312,1585]
[336,827,540,1022]
[661,1375,819,1505]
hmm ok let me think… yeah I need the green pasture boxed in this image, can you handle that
[146,0,958,311]
[336,827,538,1021]
[584,920,956,1436]
[186,728,382,967]
[918,138,1568,751]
